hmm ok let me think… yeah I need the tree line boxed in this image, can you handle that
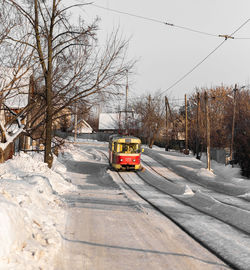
[0,0,134,167]
[128,86,249,177]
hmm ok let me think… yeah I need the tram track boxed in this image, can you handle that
[95,149,250,269]
[139,159,250,239]
[114,171,238,270]
[141,155,250,212]
[98,149,250,236]
[75,146,250,270]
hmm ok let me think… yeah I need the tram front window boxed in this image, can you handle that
[117,143,140,154]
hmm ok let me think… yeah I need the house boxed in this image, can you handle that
[72,119,93,134]
[98,111,138,134]
[0,67,32,161]
[98,113,120,132]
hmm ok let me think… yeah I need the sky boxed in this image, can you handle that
[72,0,250,106]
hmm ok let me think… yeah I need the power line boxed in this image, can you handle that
[234,37,250,40]
[90,3,250,40]
[92,3,164,24]
[76,1,250,97]
[158,18,250,96]
[90,3,220,38]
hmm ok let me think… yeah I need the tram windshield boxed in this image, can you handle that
[115,143,141,154]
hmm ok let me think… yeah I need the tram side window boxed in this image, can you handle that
[113,142,117,152]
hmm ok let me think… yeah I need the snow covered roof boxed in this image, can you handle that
[98,113,119,130]
[72,119,93,134]
[0,67,31,109]
[98,112,139,130]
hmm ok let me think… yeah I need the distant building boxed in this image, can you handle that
[0,67,32,162]
[98,111,138,133]
[98,113,120,132]
[72,119,93,134]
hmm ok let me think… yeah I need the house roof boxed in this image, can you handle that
[98,112,139,130]
[68,119,93,134]
[98,113,119,130]
[73,119,93,134]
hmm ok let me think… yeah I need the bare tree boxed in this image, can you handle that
[5,0,134,167]
[132,93,165,148]
[0,1,35,159]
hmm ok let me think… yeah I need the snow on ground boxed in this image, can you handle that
[142,147,250,269]
[0,151,74,269]
[0,138,249,269]
[0,139,107,269]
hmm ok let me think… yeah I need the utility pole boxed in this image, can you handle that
[184,94,189,155]
[196,92,200,159]
[165,96,169,151]
[74,105,78,142]
[166,98,175,141]
[147,94,152,145]
[204,91,211,170]
[230,84,237,162]
[125,70,128,133]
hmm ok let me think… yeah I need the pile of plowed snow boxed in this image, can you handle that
[0,151,74,269]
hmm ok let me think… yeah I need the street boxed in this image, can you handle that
[56,144,230,270]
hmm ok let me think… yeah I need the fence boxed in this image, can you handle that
[210,148,230,165]
[54,130,112,142]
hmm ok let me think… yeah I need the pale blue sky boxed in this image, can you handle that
[73,0,250,104]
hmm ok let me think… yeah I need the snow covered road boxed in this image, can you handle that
[56,142,230,270]
[0,139,248,269]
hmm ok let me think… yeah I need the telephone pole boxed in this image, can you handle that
[196,92,200,159]
[74,105,78,142]
[230,84,237,162]
[204,91,211,170]
[125,70,128,133]
[184,94,189,155]
[165,96,169,150]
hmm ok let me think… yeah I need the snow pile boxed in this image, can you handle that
[140,147,250,269]
[145,148,250,197]
[0,151,73,269]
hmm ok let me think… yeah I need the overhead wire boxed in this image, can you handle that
[91,3,165,24]
[76,1,250,96]
[90,3,220,38]
[158,18,250,96]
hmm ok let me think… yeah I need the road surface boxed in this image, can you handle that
[56,144,230,270]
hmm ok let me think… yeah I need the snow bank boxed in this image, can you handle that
[0,151,73,269]
[0,197,28,257]
[144,148,250,197]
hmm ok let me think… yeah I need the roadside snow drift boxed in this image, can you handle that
[0,152,73,270]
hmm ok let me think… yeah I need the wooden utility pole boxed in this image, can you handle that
[24,75,35,151]
[196,92,200,159]
[165,96,169,150]
[125,70,128,133]
[74,105,78,142]
[147,94,152,145]
[166,98,175,140]
[230,84,237,162]
[204,91,211,170]
[184,94,189,155]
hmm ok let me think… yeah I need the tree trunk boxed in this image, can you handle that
[44,75,53,168]
[149,127,159,148]
[43,0,56,168]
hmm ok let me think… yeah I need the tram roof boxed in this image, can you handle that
[109,135,141,144]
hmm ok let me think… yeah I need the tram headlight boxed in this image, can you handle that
[120,158,123,162]
[133,159,136,162]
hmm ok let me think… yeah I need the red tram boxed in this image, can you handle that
[109,135,143,171]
